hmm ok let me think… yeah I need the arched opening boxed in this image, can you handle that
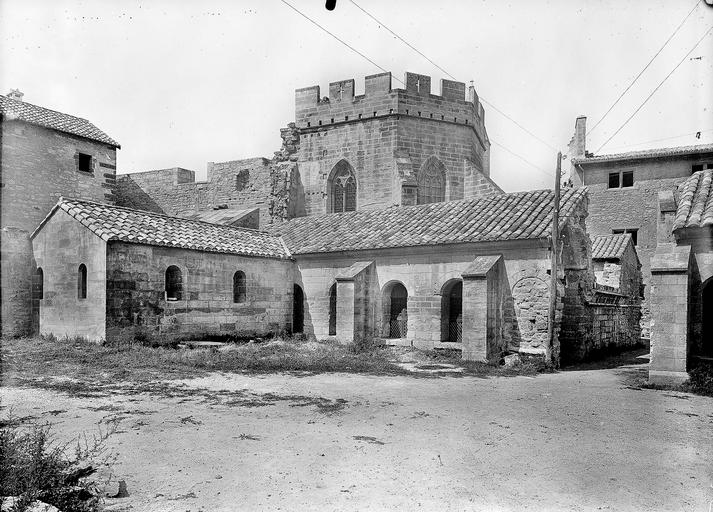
[233,271,246,303]
[165,265,182,301]
[382,282,408,338]
[441,279,462,342]
[77,264,87,300]
[328,160,357,213]
[293,284,305,334]
[417,157,446,205]
[700,279,713,358]
[328,283,337,335]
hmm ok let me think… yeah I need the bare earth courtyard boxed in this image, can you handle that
[2,350,711,512]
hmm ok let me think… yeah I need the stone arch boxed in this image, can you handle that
[417,156,447,204]
[440,278,463,342]
[381,280,408,338]
[327,159,357,213]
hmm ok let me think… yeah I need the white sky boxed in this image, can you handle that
[1,0,712,191]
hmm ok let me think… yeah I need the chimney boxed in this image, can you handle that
[568,116,586,159]
[7,89,24,102]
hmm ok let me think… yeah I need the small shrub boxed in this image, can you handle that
[0,418,114,512]
[683,362,713,397]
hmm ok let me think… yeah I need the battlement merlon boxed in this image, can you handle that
[294,72,488,144]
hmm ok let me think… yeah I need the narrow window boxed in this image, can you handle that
[417,157,447,205]
[77,264,87,299]
[608,172,620,188]
[233,271,246,303]
[78,153,92,173]
[622,171,634,187]
[34,267,44,300]
[330,162,357,213]
[165,265,182,301]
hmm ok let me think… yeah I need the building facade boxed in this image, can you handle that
[568,116,713,332]
[0,90,120,337]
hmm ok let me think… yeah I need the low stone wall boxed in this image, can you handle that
[105,242,294,341]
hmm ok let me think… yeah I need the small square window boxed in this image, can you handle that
[608,172,620,188]
[78,153,92,173]
[622,171,634,187]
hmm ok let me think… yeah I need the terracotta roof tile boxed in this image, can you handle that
[673,169,713,230]
[0,95,119,147]
[34,198,289,259]
[269,188,587,254]
[591,234,632,260]
[572,143,713,165]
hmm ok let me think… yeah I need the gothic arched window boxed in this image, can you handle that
[329,161,357,213]
[417,158,446,205]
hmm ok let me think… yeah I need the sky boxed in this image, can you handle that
[1,0,712,192]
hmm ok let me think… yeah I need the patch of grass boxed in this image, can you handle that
[682,362,713,397]
[0,416,115,512]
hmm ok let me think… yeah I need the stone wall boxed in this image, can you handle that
[1,120,117,336]
[105,242,294,341]
[31,209,107,342]
[293,240,552,357]
[115,124,303,227]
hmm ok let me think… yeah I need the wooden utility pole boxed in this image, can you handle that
[547,151,562,366]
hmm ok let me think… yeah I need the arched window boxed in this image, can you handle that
[33,267,44,301]
[77,264,87,299]
[233,271,246,303]
[165,265,182,301]
[417,157,446,204]
[328,160,357,213]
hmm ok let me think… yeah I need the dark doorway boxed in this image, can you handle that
[31,267,43,333]
[701,280,713,357]
[387,283,408,338]
[328,283,337,336]
[441,280,462,343]
[293,284,304,334]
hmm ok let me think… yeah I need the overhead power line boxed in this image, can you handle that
[279,0,552,179]
[596,24,713,153]
[587,0,701,137]
[347,0,560,153]
[606,128,713,151]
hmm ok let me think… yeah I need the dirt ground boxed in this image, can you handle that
[2,358,712,512]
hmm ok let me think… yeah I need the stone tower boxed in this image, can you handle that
[294,72,497,216]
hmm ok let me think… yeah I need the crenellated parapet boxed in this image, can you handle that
[295,72,488,148]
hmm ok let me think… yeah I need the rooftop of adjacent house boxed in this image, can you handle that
[0,93,120,148]
[181,207,258,226]
[269,187,588,255]
[591,234,634,260]
[673,169,713,231]
[32,198,289,259]
[572,143,713,165]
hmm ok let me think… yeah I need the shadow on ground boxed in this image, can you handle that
[560,347,650,372]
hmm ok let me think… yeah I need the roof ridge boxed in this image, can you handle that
[0,95,90,122]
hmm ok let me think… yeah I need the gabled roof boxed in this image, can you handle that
[269,188,588,255]
[572,143,713,165]
[591,234,633,260]
[0,95,120,148]
[32,198,289,259]
[673,169,713,231]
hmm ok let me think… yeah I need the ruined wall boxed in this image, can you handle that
[1,120,117,336]
[295,72,491,214]
[31,209,107,342]
[105,242,293,340]
[115,125,302,227]
[560,197,642,364]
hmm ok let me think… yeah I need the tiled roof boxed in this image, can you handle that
[673,169,713,231]
[269,188,588,255]
[572,143,713,165]
[32,198,289,259]
[0,95,120,147]
[181,208,257,226]
[591,234,632,260]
